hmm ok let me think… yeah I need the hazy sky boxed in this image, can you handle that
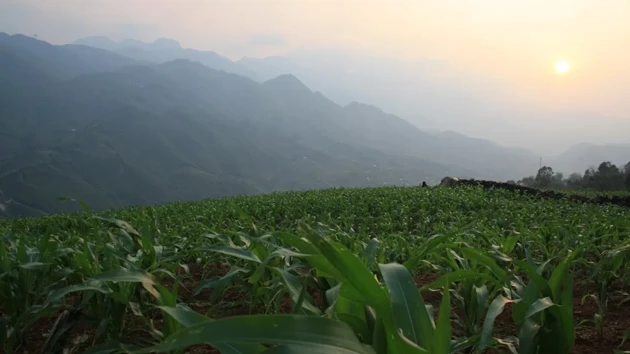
[1,0,629,153]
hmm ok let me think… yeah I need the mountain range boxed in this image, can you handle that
[548,143,630,175]
[0,33,464,218]
[0,33,628,218]
[74,36,629,173]
[74,36,256,79]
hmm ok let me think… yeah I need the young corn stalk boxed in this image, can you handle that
[420,247,517,353]
[0,232,74,353]
[578,294,606,342]
[509,248,581,354]
[135,225,460,353]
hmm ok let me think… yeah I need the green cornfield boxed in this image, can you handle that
[1,185,630,353]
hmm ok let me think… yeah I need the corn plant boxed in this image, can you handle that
[192,231,316,314]
[441,249,505,339]
[587,241,630,306]
[578,294,606,342]
[1,184,630,353]
[509,248,581,354]
[122,225,455,353]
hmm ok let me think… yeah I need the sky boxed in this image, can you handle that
[1,0,629,154]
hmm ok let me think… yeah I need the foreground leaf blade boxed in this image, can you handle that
[132,315,371,354]
[479,295,512,352]
[433,276,451,354]
[379,263,434,349]
[159,305,267,353]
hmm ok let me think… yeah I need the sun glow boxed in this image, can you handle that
[554,60,571,75]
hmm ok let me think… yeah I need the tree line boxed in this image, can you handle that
[511,161,630,192]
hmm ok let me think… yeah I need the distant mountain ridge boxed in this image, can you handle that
[1,33,135,80]
[238,53,629,176]
[1,34,471,218]
[72,35,630,178]
[74,36,256,78]
[550,142,630,174]
[236,53,522,140]
[72,35,629,172]
[1,33,626,218]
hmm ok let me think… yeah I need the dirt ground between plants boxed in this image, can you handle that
[11,264,630,354]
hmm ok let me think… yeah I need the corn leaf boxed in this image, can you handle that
[274,267,322,315]
[364,238,380,269]
[379,262,434,349]
[524,297,555,320]
[202,245,262,263]
[159,305,268,353]
[433,275,451,354]
[131,315,372,354]
[548,248,581,302]
[479,295,513,352]
[47,285,112,303]
[518,318,541,354]
[91,269,156,284]
[460,248,508,282]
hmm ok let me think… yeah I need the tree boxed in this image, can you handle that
[519,161,630,192]
[566,172,583,189]
[519,176,535,187]
[583,167,596,189]
[551,172,565,189]
[535,166,554,189]
[594,162,625,191]
[597,162,617,177]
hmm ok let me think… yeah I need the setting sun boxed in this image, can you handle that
[555,60,571,75]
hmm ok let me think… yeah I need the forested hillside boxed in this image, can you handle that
[0,34,469,218]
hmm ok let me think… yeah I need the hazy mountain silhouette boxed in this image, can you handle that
[74,36,257,78]
[2,34,624,217]
[1,33,135,80]
[237,52,522,141]
[73,35,619,177]
[238,53,630,177]
[1,34,471,217]
[550,143,630,174]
